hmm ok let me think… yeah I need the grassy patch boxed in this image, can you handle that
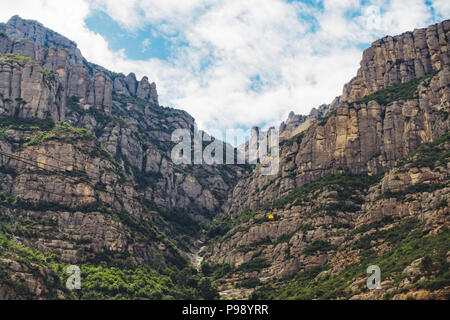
[264,174,382,210]
[303,240,336,256]
[281,132,305,148]
[377,182,447,201]
[237,258,270,272]
[0,53,32,67]
[397,133,450,169]
[0,115,55,131]
[24,123,96,147]
[351,73,437,106]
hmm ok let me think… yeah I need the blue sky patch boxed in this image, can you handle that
[85,10,175,61]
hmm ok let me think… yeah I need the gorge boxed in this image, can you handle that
[0,15,448,300]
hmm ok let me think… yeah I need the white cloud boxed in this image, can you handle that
[0,0,123,74]
[141,38,151,53]
[0,0,447,143]
[431,0,450,20]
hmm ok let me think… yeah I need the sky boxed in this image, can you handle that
[0,0,449,144]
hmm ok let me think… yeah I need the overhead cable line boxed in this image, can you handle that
[0,150,143,203]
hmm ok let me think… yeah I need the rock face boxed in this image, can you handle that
[0,15,158,116]
[0,57,64,120]
[279,104,331,141]
[280,111,307,133]
[203,20,450,300]
[3,15,81,59]
[136,76,159,105]
[342,20,450,102]
[0,15,449,301]
[205,130,450,300]
[0,16,237,217]
[0,131,161,264]
[226,22,450,216]
[0,16,247,299]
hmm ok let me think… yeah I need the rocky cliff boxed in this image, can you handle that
[203,20,450,300]
[0,15,246,219]
[225,19,450,216]
[0,16,246,299]
[0,15,158,115]
[0,15,448,300]
[342,20,450,101]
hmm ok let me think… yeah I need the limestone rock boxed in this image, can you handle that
[342,20,450,102]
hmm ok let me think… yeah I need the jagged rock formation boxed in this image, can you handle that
[0,15,244,217]
[225,19,450,216]
[0,16,246,299]
[342,20,450,102]
[0,55,64,120]
[204,133,449,300]
[0,15,158,115]
[0,15,448,300]
[280,111,307,133]
[279,104,331,141]
[204,20,450,300]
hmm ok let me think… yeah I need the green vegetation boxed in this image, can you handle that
[235,237,272,253]
[66,96,130,138]
[0,208,219,300]
[377,182,447,201]
[0,53,32,67]
[0,115,128,180]
[397,133,450,169]
[0,191,184,267]
[272,232,296,246]
[206,174,381,244]
[352,218,420,251]
[113,92,159,110]
[0,235,218,300]
[236,277,262,288]
[438,198,448,209]
[251,218,449,300]
[0,231,74,299]
[303,240,336,256]
[281,132,305,148]
[351,73,437,106]
[237,258,270,272]
[201,262,233,279]
[348,216,394,237]
[43,69,57,86]
[79,264,218,300]
[24,123,96,147]
[66,96,116,136]
[0,213,57,238]
[0,115,55,131]
[317,110,337,126]
[205,210,256,241]
[158,208,203,242]
[263,174,381,210]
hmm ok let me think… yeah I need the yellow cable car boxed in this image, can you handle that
[267,200,275,221]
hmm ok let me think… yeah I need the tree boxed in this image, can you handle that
[198,278,219,300]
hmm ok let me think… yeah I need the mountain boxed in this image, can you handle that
[0,15,449,300]
[202,19,450,299]
[0,15,247,299]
